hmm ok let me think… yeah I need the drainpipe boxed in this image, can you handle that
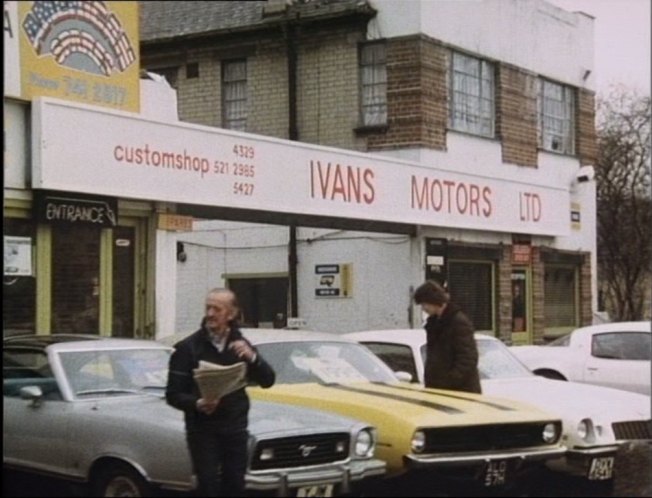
[287,21,299,318]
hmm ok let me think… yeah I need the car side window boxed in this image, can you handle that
[591,333,622,359]
[362,342,419,382]
[3,348,61,400]
[591,332,651,360]
[620,333,651,360]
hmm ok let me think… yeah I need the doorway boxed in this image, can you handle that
[510,269,531,344]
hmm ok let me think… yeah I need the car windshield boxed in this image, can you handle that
[477,339,534,379]
[418,339,533,380]
[257,341,399,384]
[547,334,570,346]
[58,348,170,398]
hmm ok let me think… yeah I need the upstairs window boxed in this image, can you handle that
[222,60,248,131]
[450,52,495,137]
[359,42,387,126]
[538,79,575,154]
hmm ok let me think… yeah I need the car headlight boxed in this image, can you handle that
[411,430,426,453]
[354,429,374,457]
[577,418,594,442]
[542,422,560,443]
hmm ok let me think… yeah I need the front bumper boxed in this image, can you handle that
[246,458,387,496]
[403,444,567,470]
[545,444,620,478]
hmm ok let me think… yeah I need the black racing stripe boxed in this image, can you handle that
[372,382,516,411]
[323,383,463,414]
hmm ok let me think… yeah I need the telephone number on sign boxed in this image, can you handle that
[233,182,254,196]
[213,162,255,177]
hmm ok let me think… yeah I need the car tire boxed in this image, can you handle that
[93,462,154,497]
[534,369,567,381]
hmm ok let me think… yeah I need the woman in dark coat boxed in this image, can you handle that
[413,280,482,394]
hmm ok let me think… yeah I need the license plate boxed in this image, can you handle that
[296,484,334,497]
[483,460,508,487]
[588,456,615,480]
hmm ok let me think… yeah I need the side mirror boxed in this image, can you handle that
[20,386,44,407]
[394,371,413,383]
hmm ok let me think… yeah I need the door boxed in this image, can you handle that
[510,269,531,345]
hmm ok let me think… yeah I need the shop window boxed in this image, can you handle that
[544,265,578,328]
[51,225,101,334]
[447,261,494,331]
[359,42,387,126]
[538,79,575,154]
[222,59,248,131]
[227,277,288,328]
[450,51,495,137]
[3,218,36,336]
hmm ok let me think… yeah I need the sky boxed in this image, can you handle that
[547,0,651,97]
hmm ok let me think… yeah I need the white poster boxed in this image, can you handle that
[4,236,33,276]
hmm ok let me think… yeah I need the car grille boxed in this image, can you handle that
[251,433,350,470]
[612,420,652,440]
[422,422,559,453]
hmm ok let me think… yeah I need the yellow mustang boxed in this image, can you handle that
[244,329,565,491]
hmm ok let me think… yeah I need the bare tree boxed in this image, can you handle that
[596,87,651,321]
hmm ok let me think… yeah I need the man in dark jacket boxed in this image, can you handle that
[413,280,482,394]
[166,288,275,496]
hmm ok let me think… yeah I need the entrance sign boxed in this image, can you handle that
[33,98,570,236]
[34,190,118,227]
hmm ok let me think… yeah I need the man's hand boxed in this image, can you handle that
[196,397,219,415]
[230,340,256,363]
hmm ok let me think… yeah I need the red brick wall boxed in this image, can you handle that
[496,64,538,167]
[365,35,447,151]
[577,89,597,166]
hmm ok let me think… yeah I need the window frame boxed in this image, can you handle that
[359,41,388,127]
[537,78,576,155]
[449,51,495,138]
[221,59,248,131]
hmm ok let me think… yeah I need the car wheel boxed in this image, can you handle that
[534,369,567,381]
[93,462,153,497]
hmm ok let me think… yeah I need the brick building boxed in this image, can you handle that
[139,0,598,344]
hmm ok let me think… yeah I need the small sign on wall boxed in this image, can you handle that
[315,263,352,298]
[4,236,33,276]
[570,202,581,230]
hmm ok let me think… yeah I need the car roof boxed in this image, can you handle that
[3,334,169,352]
[241,328,357,345]
[344,329,498,347]
[3,334,103,347]
[572,322,651,335]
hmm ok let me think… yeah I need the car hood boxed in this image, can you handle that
[483,376,651,420]
[83,394,362,440]
[249,400,360,436]
[248,381,557,428]
[82,394,184,429]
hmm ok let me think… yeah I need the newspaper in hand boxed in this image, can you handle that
[193,360,248,400]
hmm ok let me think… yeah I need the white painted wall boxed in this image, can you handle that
[139,73,178,121]
[4,100,28,189]
[368,0,595,90]
[176,221,416,334]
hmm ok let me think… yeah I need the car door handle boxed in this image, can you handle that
[587,367,598,371]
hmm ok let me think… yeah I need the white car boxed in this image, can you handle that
[509,322,651,395]
[344,329,652,483]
